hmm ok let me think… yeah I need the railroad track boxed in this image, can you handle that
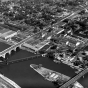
[0,5,88,58]
[60,67,88,88]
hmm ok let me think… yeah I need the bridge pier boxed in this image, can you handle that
[2,54,5,58]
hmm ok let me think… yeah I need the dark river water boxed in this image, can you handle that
[0,42,88,88]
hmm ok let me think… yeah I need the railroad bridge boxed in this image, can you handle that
[0,35,31,59]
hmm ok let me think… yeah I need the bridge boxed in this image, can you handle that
[0,5,88,58]
[0,30,43,58]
